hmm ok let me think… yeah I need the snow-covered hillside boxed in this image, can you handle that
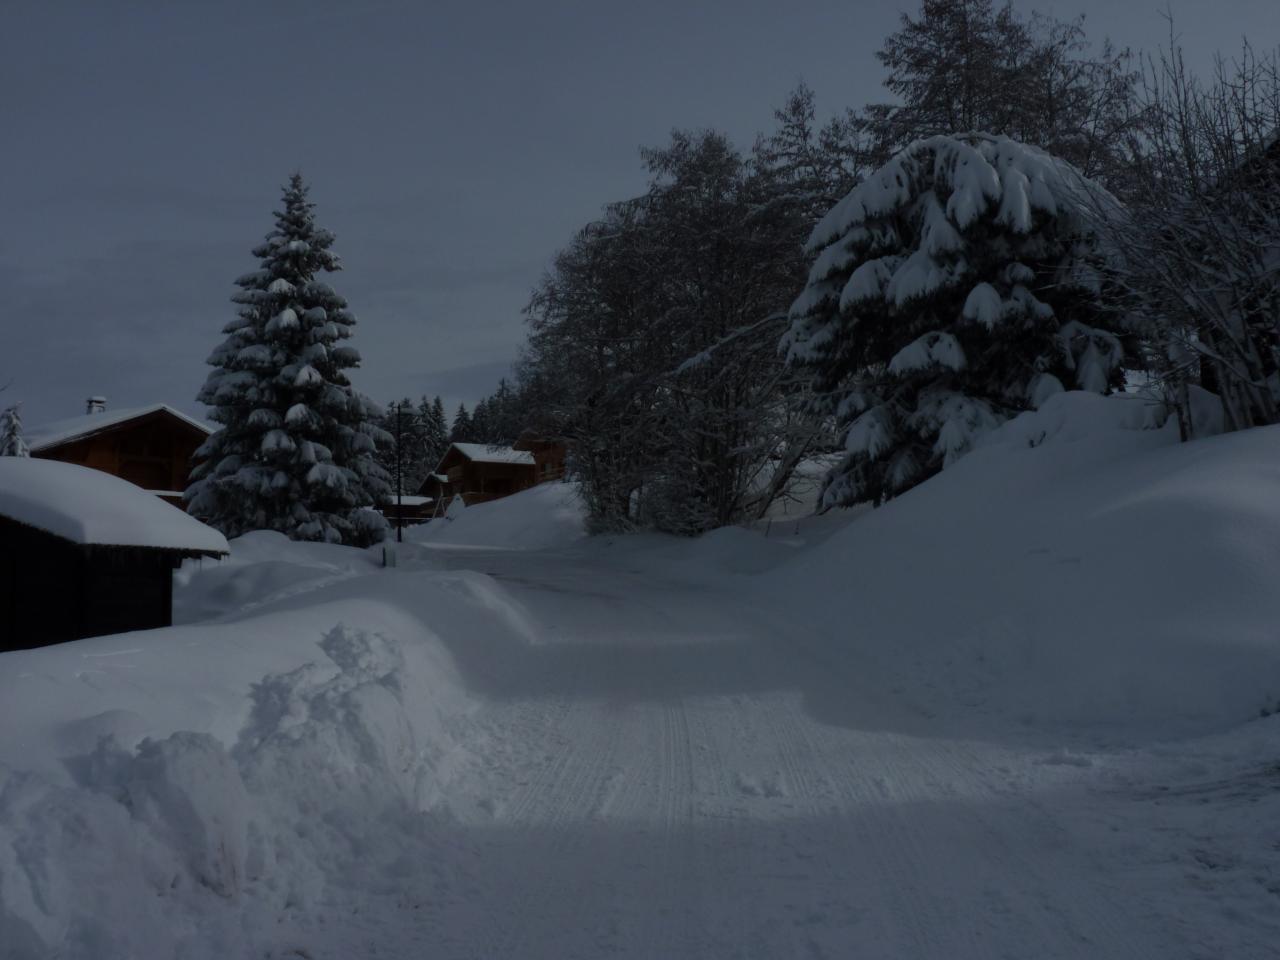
[1,395,1277,958]
[772,390,1280,740]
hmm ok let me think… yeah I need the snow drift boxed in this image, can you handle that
[0,543,521,958]
[409,481,585,551]
[771,391,1280,741]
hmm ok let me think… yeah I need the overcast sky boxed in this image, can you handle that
[2,0,1274,425]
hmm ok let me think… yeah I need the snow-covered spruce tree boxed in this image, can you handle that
[0,404,29,457]
[784,134,1124,509]
[188,174,391,545]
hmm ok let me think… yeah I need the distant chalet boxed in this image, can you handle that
[421,434,567,512]
[27,401,213,507]
[0,458,228,651]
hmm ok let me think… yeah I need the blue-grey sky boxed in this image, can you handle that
[2,0,1273,425]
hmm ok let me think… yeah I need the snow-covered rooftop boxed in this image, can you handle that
[26,404,213,453]
[449,443,535,466]
[0,458,229,554]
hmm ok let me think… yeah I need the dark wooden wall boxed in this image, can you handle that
[35,411,206,495]
[0,518,176,651]
[453,462,538,505]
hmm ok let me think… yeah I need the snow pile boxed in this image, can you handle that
[0,457,228,553]
[411,482,585,551]
[773,391,1280,740]
[0,550,526,957]
[974,388,1167,449]
[174,530,377,622]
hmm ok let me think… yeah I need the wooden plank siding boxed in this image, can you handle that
[32,410,208,505]
[0,516,180,651]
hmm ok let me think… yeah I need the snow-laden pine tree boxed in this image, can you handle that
[784,134,1124,509]
[188,174,391,545]
[0,404,30,457]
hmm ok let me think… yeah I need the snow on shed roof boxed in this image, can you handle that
[26,404,213,453]
[0,458,229,555]
[449,442,535,465]
[387,495,432,506]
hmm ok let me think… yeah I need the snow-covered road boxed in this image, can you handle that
[365,545,1228,959]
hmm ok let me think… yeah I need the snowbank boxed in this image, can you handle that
[0,543,540,957]
[771,391,1280,741]
[410,482,585,551]
[173,530,379,623]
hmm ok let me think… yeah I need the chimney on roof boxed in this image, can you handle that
[86,396,107,415]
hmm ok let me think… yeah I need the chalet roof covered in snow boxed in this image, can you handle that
[447,442,535,466]
[26,404,213,453]
[0,458,229,555]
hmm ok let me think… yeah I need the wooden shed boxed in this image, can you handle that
[0,458,229,651]
[380,494,434,526]
[419,472,451,505]
[27,401,213,507]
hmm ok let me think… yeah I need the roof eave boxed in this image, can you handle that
[27,405,214,453]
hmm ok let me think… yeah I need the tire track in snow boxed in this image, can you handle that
[764,695,930,959]
[478,694,625,959]
[642,697,698,959]
[744,596,1167,959]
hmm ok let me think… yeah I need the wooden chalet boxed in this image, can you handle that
[27,399,213,507]
[0,458,229,651]
[425,442,538,509]
[417,436,569,514]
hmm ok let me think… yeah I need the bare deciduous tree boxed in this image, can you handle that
[1100,37,1280,438]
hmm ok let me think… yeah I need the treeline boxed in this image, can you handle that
[497,0,1135,533]
[494,0,1279,534]
[373,379,526,494]
[381,0,1279,530]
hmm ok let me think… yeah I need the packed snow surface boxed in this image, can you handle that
[1,394,1278,958]
[0,457,228,553]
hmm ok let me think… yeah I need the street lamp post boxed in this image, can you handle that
[393,401,404,544]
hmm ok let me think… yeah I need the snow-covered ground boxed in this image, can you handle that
[2,393,1278,958]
